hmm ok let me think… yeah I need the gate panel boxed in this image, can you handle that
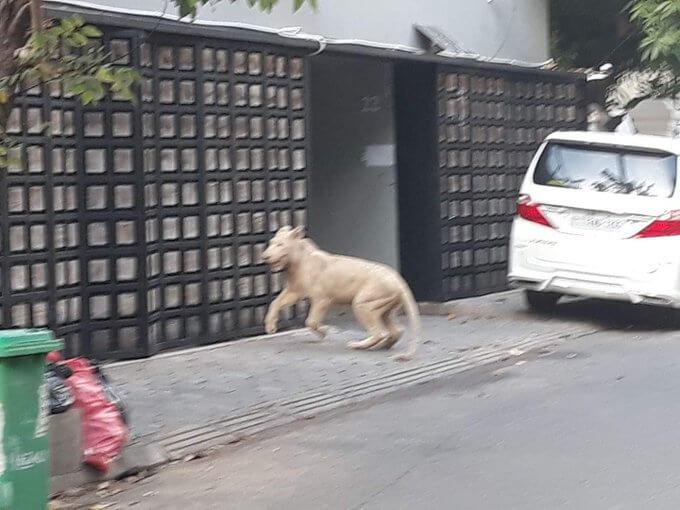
[4,51,86,357]
[4,82,54,340]
[437,66,586,301]
[81,31,149,359]
[142,37,208,353]
[3,25,308,359]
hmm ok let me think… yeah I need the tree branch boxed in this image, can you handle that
[0,1,8,33]
[8,2,32,38]
[29,0,43,34]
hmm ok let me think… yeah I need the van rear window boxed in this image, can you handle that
[533,142,677,198]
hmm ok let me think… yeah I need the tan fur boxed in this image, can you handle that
[262,226,421,361]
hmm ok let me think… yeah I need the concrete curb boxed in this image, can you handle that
[419,290,522,316]
[154,325,597,461]
[418,301,459,316]
[107,328,307,369]
[105,293,519,370]
[49,410,169,496]
[50,441,169,496]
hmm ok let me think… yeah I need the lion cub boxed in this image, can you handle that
[262,226,421,361]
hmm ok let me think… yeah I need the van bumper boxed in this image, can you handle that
[508,273,679,307]
[509,220,680,308]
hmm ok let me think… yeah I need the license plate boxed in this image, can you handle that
[570,214,626,231]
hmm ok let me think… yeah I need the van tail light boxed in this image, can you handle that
[634,210,680,238]
[516,194,553,228]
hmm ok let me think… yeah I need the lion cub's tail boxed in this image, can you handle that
[392,284,421,362]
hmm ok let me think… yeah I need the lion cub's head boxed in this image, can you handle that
[262,226,305,271]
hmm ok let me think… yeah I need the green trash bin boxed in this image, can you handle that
[0,330,62,510]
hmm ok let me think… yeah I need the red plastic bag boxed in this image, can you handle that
[64,358,129,473]
[46,351,63,364]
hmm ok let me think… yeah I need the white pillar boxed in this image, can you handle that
[587,103,609,132]
[671,96,680,138]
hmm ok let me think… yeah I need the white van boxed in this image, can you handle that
[509,131,680,312]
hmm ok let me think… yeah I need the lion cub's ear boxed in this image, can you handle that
[291,226,305,239]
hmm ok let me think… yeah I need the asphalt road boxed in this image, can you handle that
[71,304,680,510]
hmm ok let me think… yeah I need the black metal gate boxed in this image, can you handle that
[396,62,586,303]
[4,25,309,359]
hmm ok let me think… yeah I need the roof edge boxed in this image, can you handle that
[44,1,585,80]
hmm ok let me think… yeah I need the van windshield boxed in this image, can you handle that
[533,142,678,198]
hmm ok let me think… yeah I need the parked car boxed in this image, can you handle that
[509,131,680,312]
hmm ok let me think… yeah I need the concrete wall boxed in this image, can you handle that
[58,0,550,63]
[628,99,674,137]
[307,56,399,269]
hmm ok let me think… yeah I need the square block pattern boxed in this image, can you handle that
[2,29,308,359]
[143,38,307,354]
[436,67,586,300]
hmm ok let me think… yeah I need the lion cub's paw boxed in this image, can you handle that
[347,340,367,350]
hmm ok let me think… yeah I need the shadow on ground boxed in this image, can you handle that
[536,297,680,332]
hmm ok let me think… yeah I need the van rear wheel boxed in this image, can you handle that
[525,290,561,313]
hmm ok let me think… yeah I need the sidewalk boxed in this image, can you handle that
[106,291,599,460]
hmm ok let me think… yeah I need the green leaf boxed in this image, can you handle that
[61,17,77,32]
[95,67,115,83]
[70,33,90,47]
[29,31,48,50]
[175,0,315,18]
[81,25,103,38]
[650,45,661,61]
[653,1,672,15]
[80,91,95,105]
[177,0,199,18]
